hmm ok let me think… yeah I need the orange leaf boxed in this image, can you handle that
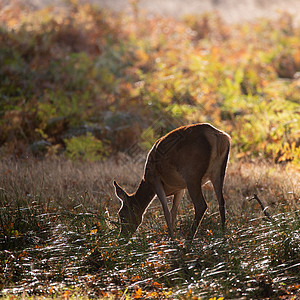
[90,228,97,235]
[62,290,70,300]
[134,288,143,298]
[151,281,161,288]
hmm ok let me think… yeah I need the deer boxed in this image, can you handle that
[114,123,230,240]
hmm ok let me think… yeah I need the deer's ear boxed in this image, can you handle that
[113,181,127,201]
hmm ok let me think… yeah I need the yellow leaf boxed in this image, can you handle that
[236,152,247,159]
[135,49,148,64]
[90,228,97,235]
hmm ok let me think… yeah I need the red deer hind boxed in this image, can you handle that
[114,123,230,240]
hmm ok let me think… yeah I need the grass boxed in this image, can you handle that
[0,157,299,299]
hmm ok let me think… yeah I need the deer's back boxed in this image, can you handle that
[144,123,229,194]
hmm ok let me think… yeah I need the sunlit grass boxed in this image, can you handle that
[0,157,299,298]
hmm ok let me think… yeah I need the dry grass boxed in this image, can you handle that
[1,156,299,224]
[0,157,299,298]
[225,160,299,213]
[1,157,118,211]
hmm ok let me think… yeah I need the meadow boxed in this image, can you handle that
[0,158,299,298]
[0,0,299,298]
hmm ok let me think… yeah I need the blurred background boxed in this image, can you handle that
[0,0,299,163]
[4,0,300,22]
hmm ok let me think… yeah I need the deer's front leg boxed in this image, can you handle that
[154,177,175,240]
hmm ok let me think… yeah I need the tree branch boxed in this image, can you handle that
[249,194,274,221]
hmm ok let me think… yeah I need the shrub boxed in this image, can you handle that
[64,133,108,161]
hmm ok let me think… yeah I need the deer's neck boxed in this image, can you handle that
[134,178,156,213]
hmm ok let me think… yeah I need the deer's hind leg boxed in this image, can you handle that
[210,148,229,231]
[186,180,207,240]
[210,174,226,230]
[171,190,184,230]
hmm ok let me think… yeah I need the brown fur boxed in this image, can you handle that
[114,123,231,239]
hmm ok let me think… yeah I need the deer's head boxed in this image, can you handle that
[113,181,142,237]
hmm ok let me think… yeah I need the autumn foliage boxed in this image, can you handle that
[0,0,299,165]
